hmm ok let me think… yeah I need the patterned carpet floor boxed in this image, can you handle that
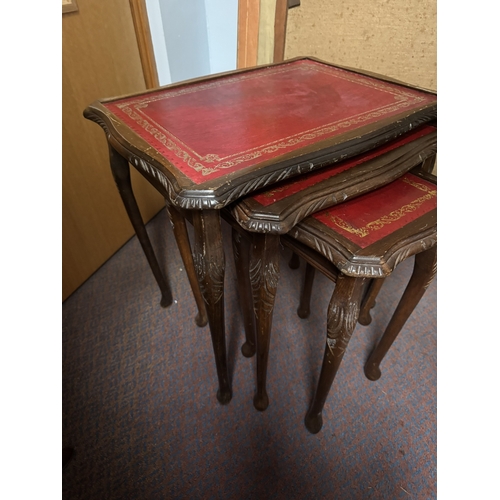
[62,207,436,499]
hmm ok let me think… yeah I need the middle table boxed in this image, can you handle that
[84,57,437,405]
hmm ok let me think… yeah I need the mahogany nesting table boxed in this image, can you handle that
[83,57,437,405]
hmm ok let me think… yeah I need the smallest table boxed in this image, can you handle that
[283,170,437,433]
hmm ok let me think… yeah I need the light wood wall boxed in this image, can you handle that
[285,0,436,90]
[62,0,164,301]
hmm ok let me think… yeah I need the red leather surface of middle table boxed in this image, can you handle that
[103,60,436,184]
[251,125,435,207]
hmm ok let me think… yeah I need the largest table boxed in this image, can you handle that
[84,57,437,404]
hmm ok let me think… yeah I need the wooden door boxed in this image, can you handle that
[62,0,164,301]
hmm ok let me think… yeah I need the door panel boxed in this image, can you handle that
[62,0,164,301]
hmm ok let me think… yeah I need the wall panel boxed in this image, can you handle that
[285,0,436,90]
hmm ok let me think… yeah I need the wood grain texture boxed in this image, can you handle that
[257,0,276,65]
[273,0,288,63]
[237,0,260,68]
[285,0,436,90]
[129,0,160,89]
[62,0,164,300]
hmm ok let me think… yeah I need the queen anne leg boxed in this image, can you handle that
[250,234,281,411]
[297,263,316,319]
[364,246,437,381]
[192,210,231,404]
[165,203,208,327]
[231,228,256,358]
[109,145,173,308]
[358,278,386,326]
[305,275,365,434]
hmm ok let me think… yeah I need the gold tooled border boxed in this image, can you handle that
[324,176,437,238]
[111,61,431,176]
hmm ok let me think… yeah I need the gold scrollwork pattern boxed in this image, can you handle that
[112,61,429,176]
[325,177,437,239]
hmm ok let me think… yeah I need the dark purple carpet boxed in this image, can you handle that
[62,207,436,499]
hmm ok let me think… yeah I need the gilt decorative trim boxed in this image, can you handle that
[109,61,432,177]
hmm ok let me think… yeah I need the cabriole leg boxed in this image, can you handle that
[358,278,386,326]
[364,246,437,381]
[250,234,281,411]
[109,145,172,308]
[305,275,365,434]
[231,229,256,358]
[192,210,231,404]
[297,263,316,319]
[165,203,208,327]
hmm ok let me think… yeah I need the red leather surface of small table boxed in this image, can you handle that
[312,173,437,248]
[252,125,436,206]
[103,59,436,184]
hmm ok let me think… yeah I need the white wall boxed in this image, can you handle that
[204,0,238,75]
[145,0,172,85]
[146,0,238,86]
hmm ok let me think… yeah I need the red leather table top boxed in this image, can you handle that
[102,59,436,185]
[310,172,437,248]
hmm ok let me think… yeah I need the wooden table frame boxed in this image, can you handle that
[84,57,437,405]
[229,132,437,411]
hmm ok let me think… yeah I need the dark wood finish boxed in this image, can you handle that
[165,203,208,327]
[84,58,437,210]
[249,234,282,411]
[191,210,232,404]
[291,172,437,433]
[288,252,300,269]
[297,263,315,319]
[84,59,437,405]
[304,275,366,434]
[232,127,436,234]
[364,246,437,381]
[109,144,173,308]
[229,135,436,410]
[231,228,257,357]
[420,154,437,174]
[230,169,436,426]
[358,278,386,326]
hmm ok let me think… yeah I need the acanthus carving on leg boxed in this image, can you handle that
[192,210,230,404]
[249,255,280,320]
[422,255,437,291]
[326,299,359,358]
[250,234,281,411]
[305,275,365,434]
[193,251,225,305]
